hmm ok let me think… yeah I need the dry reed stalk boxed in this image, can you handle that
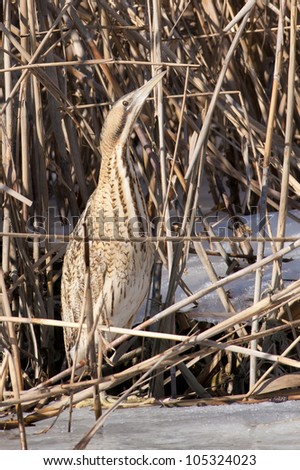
[0,59,203,76]
[202,338,300,370]
[0,316,188,342]
[149,0,174,394]
[82,223,102,420]
[18,0,30,224]
[0,269,23,390]
[193,241,235,314]
[152,0,173,271]
[272,0,297,284]
[251,0,286,387]
[0,184,32,206]
[185,0,256,180]
[0,351,9,401]
[6,350,27,449]
[3,230,300,243]
[2,0,13,275]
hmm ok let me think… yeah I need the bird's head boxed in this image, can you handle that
[100,71,166,158]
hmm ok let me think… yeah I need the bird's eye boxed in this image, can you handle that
[122,100,129,107]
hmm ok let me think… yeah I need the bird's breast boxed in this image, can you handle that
[96,147,150,238]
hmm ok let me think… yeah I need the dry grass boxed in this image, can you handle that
[1,0,300,449]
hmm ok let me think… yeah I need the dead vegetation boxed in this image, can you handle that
[1,0,300,449]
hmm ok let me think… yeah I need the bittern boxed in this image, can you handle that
[61,71,165,365]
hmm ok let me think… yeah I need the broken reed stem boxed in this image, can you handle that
[0,184,32,206]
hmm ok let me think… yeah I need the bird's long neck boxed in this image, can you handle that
[97,144,150,238]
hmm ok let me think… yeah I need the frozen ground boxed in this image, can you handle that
[1,400,300,450]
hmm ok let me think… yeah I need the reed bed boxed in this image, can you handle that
[1,0,300,449]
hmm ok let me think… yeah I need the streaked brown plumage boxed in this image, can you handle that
[61,72,165,364]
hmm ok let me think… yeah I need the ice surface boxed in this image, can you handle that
[1,401,300,450]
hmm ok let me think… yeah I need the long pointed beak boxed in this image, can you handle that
[130,70,166,110]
